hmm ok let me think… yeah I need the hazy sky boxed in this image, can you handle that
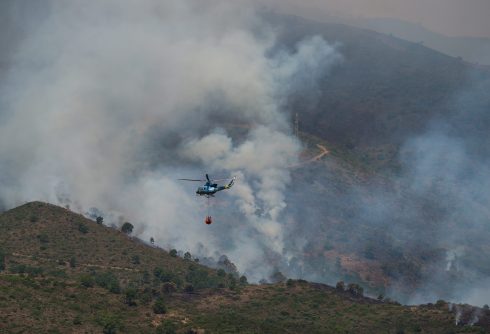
[264,0,490,38]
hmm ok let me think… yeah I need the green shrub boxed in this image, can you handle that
[78,223,89,234]
[37,233,49,243]
[73,315,82,325]
[95,272,120,294]
[80,275,95,288]
[153,298,167,314]
[97,313,121,334]
[162,282,177,294]
[347,283,364,297]
[10,264,43,276]
[156,320,177,334]
[0,249,5,272]
[124,287,137,306]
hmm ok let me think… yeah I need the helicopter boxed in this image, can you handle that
[178,174,236,197]
[178,174,236,225]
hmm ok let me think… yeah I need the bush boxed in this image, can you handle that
[10,264,43,276]
[154,267,178,284]
[239,275,248,285]
[80,275,95,288]
[184,284,194,293]
[162,282,177,294]
[124,288,137,306]
[186,268,218,289]
[70,257,77,268]
[153,298,167,314]
[95,272,120,294]
[435,299,447,307]
[97,313,121,334]
[184,252,192,260]
[156,320,177,334]
[169,249,178,257]
[131,255,140,265]
[347,283,364,297]
[335,281,345,291]
[37,233,49,243]
[96,216,104,224]
[73,315,82,325]
[121,222,134,235]
[78,223,89,234]
[270,271,286,283]
[229,276,237,290]
[0,249,5,272]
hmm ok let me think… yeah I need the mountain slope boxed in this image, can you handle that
[0,202,489,333]
[344,17,490,66]
[267,13,490,171]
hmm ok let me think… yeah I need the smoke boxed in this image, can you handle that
[2,1,489,308]
[0,0,341,280]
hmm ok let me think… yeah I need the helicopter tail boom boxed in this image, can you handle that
[225,176,236,189]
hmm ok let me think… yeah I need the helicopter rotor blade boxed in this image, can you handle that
[178,179,205,182]
[206,174,210,182]
[211,177,234,182]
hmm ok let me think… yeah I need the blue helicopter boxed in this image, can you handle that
[179,174,236,197]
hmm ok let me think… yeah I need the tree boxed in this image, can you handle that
[347,283,364,297]
[335,281,345,291]
[270,271,286,283]
[184,252,192,260]
[96,216,104,224]
[153,298,167,314]
[239,275,248,285]
[169,249,178,257]
[229,276,237,290]
[121,222,134,235]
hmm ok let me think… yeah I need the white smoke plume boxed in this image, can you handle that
[0,0,341,280]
